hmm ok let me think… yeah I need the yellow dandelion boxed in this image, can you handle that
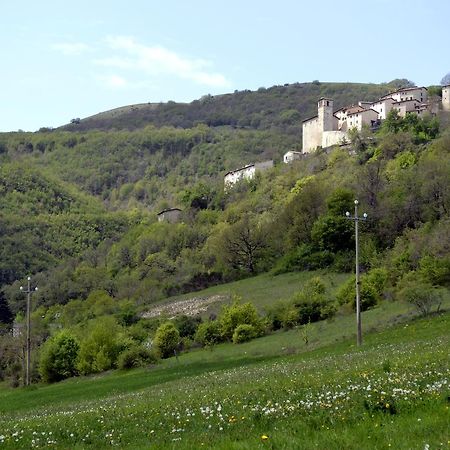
[386,403,390,408]
[261,435,269,441]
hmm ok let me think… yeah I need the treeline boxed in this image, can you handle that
[59,81,395,133]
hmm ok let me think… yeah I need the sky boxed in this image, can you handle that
[1,0,449,131]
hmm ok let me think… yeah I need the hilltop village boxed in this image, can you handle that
[302,84,450,152]
[222,84,450,189]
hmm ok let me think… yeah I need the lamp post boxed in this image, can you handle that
[345,200,367,346]
[20,276,38,386]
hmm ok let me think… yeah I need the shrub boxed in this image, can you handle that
[76,317,124,374]
[232,324,257,344]
[398,280,443,316]
[337,276,378,311]
[117,345,158,370]
[281,307,300,329]
[153,322,180,358]
[39,331,80,383]
[173,315,202,338]
[292,293,327,324]
[273,244,334,273]
[194,320,223,346]
[219,300,263,341]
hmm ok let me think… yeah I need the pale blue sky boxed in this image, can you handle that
[1,0,449,131]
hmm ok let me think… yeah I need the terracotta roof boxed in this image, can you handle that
[372,97,396,104]
[347,108,378,116]
[334,104,364,115]
[392,98,423,104]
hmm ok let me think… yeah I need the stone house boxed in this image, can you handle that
[157,208,182,223]
[283,150,302,163]
[224,160,274,189]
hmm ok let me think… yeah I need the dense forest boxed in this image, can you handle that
[0,80,448,385]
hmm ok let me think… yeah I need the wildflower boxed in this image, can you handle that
[261,435,269,441]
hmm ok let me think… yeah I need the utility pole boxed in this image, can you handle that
[20,276,38,386]
[346,200,367,346]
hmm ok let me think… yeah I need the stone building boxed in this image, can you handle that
[443,85,450,111]
[157,208,182,223]
[301,86,444,153]
[283,150,302,164]
[224,160,274,189]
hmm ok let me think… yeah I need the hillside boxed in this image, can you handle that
[0,306,448,448]
[0,80,448,413]
[60,81,395,132]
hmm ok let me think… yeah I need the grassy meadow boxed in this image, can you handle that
[0,297,449,449]
[140,270,351,318]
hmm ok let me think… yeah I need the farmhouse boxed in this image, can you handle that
[302,85,445,153]
[157,208,182,223]
[283,150,302,164]
[224,160,274,188]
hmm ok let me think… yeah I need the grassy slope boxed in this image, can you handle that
[140,270,351,317]
[0,299,448,449]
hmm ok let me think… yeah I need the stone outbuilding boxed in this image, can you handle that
[157,208,182,223]
[283,151,302,164]
[224,160,274,189]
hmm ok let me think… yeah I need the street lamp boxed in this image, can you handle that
[345,200,367,346]
[20,276,38,386]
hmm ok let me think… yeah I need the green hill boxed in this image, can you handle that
[60,81,394,132]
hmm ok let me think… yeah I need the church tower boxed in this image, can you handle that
[443,85,450,111]
[318,98,334,132]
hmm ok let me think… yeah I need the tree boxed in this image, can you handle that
[153,322,180,358]
[440,72,450,86]
[76,317,124,374]
[0,292,13,325]
[221,214,268,274]
[39,331,79,383]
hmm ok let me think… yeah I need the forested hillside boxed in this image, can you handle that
[60,81,398,133]
[0,80,449,387]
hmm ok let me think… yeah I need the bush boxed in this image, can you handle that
[219,300,263,341]
[398,280,443,316]
[39,331,79,383]
[194,320,223,346]
[153,322,180,358]
[117,345,158,370]
[173,315,202,338]
[273,244,334,273]
[337,276,379,311]
[76,317,124,374]
[232,324,257,344]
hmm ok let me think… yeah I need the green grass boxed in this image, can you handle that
[141,270,350,317]
[0,299,449,449]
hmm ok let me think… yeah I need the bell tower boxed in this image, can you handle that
[318,98,334,131]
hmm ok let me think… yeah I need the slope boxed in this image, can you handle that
[60,81,394,132]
